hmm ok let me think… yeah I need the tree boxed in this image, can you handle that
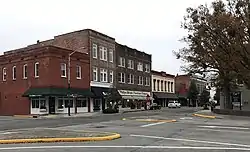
[105,88,121,109]
[187,80,199,107]
[214,88,220,103]
[200,88,210,107]
[174,0,250,109]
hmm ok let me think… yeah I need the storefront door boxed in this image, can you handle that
[49,97,55,114]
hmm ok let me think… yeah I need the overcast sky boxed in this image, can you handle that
[0,0,213,75]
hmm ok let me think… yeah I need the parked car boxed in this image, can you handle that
[168,101,181,108]
[149,103,161,110]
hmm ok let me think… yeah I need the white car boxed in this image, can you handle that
[168,101,181,108]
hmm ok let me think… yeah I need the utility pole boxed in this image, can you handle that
[67,47,86,116]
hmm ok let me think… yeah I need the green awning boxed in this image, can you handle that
[23,87,94,97]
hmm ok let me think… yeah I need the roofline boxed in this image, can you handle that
[116,42,152,56]
[151,70,175,78]
[56,29,115,40]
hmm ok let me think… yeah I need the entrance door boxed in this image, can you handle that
[49,97,56,114]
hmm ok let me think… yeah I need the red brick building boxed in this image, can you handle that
[0,45,92,115]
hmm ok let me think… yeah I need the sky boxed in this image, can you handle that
[0,0,213,75]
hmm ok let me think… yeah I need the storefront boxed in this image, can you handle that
[153,92,178,107]
[118,90,153,108]
[23,87,94,115]
[91,87,121,111]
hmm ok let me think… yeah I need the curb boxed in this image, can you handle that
[122,110,145,114]
[13,115,39,118]
[192,113,216,119]
[135,119,177,123]
[0,133,121,144]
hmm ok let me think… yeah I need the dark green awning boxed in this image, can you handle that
[23,87,94,97]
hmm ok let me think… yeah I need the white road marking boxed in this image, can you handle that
[0,132,18,135]
[180,117,193,120]
[140,122,166,128]
[0,145,250,151]
[198,125,250,130]
[196,128,250,133]
[130,134,250,148]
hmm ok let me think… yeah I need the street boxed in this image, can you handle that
[0,107,250,151]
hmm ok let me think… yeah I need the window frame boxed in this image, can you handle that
[34,62,39,78]
[76,65,82,79]
[100,68,108,82]
[118,72,125,83]
[92,67,98,81]
[109,49,113,62]
[145,77,150,86]
[138,76,143,85]
[137,62,143,71]
[92,43,98,59]
[23,64,28,79]
[119,57,125,67]
[12,66,16,80]
[109,70,113,83]
[128,59,134,69]
[2,68,6,81]
[60,63,67,78]
[128,74,134,84]
[145,64,150,73]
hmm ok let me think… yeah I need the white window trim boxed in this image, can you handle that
[23,64,27,79]
[35,62,39,78]
[119,57,125,67]
[128,74,134,84]
[100,68,108,82]
[118,72,125,83]
[137,62,143,71]
[92,43,98,59]
[93,67,98,82]
[109,70,113,83]
[100,46,108,61]
[60,63,67,78]
[128,60,134,69]
[138,76,143,85]
[2,68,6,81]
[109,49,113,63]
[145,64,150,73]
[12,66,16,80]
[76,65,82,79]
[145,77,150,86]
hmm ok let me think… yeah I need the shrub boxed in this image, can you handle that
[103,108,119,114]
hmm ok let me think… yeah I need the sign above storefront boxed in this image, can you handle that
[118,90,150,96]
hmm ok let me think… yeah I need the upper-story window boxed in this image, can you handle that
[60,63,67,78]
[118,72,125,83]
[76,65,81,79]
[109,70,113,83]
[157,80,160,91]
[145,64,150,73]
[164,81,167,91]
[137,62,143,71]
[128,59,134,69]
[23,64,27,79]
[2,68,6,81]
[161,80,163,91]
[138,76,143,85]
[171,82,174,92]
[153,79,156,91]
[92,67,98,81]
[119,57,125,67]
[145,77,150,86]
[128,74,134,84]
[92,43,98,59]
[100,68,108,82]
[168,81,170,92]
[35,62,39,78]
[12,66,16,80]
[100,46,107,61]
[109,49,113,63]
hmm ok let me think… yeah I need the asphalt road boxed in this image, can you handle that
[1,107,250,152]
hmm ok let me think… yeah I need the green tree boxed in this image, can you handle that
[173,0,250,109]
[105,88,121,109]
[200,88,210,106]
[187,80,199,107]
[214,88,220,103]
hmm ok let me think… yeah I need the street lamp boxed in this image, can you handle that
[67,47,86,116]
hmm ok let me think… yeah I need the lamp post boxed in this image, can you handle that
[67,47,85,116]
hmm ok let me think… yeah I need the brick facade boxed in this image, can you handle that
[0,46,90,115]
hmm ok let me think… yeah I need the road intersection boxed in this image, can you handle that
[0,107,250,151]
